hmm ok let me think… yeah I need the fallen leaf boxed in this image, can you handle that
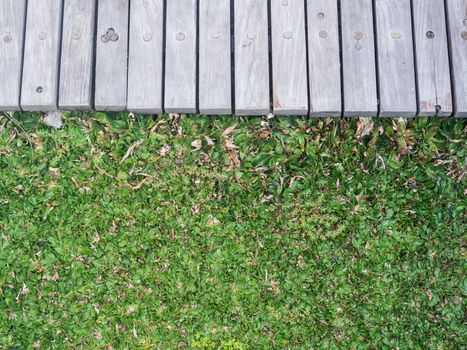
[159,144,171,156]
[204,135,215,146]
[120,140,143,164]
[355,118,374,140]
[191,139,202,150]
[49,167,60,176]
[222,123,237,137]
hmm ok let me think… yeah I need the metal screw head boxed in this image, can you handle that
[38,32,47,40]
[354,31,363,40]
[319,30,328,39]
[247,33,256,40]
[72,31,81,40]
[210,31,220,40]
[101,35,109,43]
[463,18,467,26]
[3,34,12,43]
[143,32,153,41]
[281,0,289,6]
[461,31,467,40]
[36,86,43,93]
[391,31,401,39]
[355,43,363,51]
[143,0,150,8]
[426,31,435,39]
[317,12,325,20]
[176,32,186,41]
[283,30,293,39]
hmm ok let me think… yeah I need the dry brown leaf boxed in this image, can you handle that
[222,123,238,137]
[191,139,202,150]
[228,150,241,168]
[49,167,60,177]
[355,118,374,140]
[129,176,152,190]
[120,140,143,164]
[204,135,215,146]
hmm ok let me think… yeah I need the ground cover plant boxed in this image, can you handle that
[0,112,465,349]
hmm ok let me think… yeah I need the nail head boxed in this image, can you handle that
[283,30,293,39]
[176,32,186,41]
[391,31,401,39]
[3,34,12,43]
[319,30,328,39]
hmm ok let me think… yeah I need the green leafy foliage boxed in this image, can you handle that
[0,112,465,349]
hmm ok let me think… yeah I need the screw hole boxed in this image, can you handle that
[426,31,435,39]
[435,105,441,114]
[36,86,43,93]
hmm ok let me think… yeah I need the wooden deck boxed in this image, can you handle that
[0,0,465,117]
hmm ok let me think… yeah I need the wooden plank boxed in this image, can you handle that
[375,0,417,118]
[234,0,270,115]
[164,0,197,113]
[341,0,378,117]
[412,0,452,116]
[306,0,341,116]
[21,0,64,111]
[94,0,129,111]
[0,0,26,111]
[445,0,467,118]
[127,0,164,114]
[59,0,96,110]
[270,0,308,115]
[199,0,231,115]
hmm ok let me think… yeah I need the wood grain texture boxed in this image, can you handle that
[59,0,96,110]
[21,0,64,111]
[445,0,467,118]
[94,0,129,111]
[234,0,270,115]
[341,0,378,117]
[270,0,308,115]
[127,0,164,114]
[164,0,197,113]
[0,0,26,111]
[375,0,417,117]
[199,0,231,115]
[306,0,341,116]
[412,0,452,116]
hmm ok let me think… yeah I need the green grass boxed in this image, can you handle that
[0,112,465,349]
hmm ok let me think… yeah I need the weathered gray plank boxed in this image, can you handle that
[0,0,26,111]
[412,0,452,116]
[199,0,231,115]
[234,0,270,115]
[21,0,64,111]
[445,0,467,118]
[375,0,417,118]
[306,0,341,116]
[164,0,197,113]
[59,0,96,110]
[127,0,164,114]
[94,0,129,111]
[270,0,308,115]
[341,0,378,117]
